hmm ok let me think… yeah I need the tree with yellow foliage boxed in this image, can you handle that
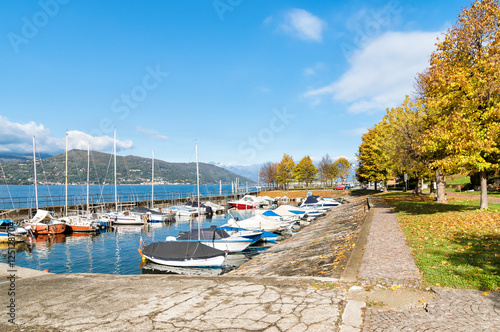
[417,0,500,209]
[277,154,295,190]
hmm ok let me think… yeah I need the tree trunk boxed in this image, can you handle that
[374,182,378,191]
[480,170,488,209]
[436,170,446,203]
[416,177,423,195]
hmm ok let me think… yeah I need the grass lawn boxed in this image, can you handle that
[446,189,500,198]
[446,175,471,185]
[381,192,500,290]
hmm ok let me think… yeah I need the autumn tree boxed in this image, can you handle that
[383,96,434,194]
[276,154,295,190]
[294,156,318,189]
[259,162,278,189]
[417,0,500,208]
[333,158,351,184]
[356,122,392,190]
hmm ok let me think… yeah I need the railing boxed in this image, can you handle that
[0,188,261,210]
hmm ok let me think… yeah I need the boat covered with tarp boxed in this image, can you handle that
[140,241,226,267]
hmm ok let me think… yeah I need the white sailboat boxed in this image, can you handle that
[25,135,67,235]
[105,130,144,225]
[60,138,100,232]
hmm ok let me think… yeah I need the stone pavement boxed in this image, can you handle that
[0,273,344,332]
[357,198,421,287]
[358,197,500,331]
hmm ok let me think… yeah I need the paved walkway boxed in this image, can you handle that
[359,197,500,331]
[358,198,421,287]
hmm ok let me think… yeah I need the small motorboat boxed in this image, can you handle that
[0,219,29,243]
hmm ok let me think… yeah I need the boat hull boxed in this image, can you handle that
[31,223,66,235]
[228,203,254,210]
[66,225,98,232]
[143,254,226,268]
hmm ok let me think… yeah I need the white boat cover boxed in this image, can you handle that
[274,205,307,216]
[225,214,283,233]
[30,210,55,224]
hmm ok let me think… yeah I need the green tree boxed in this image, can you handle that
[276,154,295,190]
[417,0,500,208]
[294,156,318,189]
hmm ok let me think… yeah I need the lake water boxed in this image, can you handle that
[0,184,257,210]
[1,211,274,276]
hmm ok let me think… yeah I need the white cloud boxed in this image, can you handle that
[263,16,273,25]
[304,31,440,113]
[303,62,325,76]
[136,126,169,140]
[280,9,326,42]
[0,116,133,155]
[342,127,368,137]
[67,130,133,151]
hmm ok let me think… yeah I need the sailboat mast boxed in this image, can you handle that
[87,142,90,211]
[33,135,38,210]
[151,150,154,209]
[65,132,68,217]
[195,143,201,240]
[114,129,117,212]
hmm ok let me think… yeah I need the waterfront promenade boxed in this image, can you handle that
[1,195,499,331]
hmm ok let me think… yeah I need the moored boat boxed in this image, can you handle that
[171,227,254,253]
[60,215,100,232]
[0,219,29,242]
[26,210,66,235]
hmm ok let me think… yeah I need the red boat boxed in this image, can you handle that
[60,215,99,233]
[228,195,260,210]
[27,210,66,235]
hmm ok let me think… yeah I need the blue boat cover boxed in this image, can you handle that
[263,210,281,217]
[0,219,14,226]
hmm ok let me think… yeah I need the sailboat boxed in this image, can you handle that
[25,135,67,235]
[61,139,100,232]
[139,143,226,267]
[104,130,145,226]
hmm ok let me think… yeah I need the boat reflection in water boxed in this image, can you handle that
[35,234,67,248]
[0,241,32,257]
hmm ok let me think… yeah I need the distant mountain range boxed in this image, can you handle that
[0,150,254,185]
[0,152,53,164]
[209,163,261,182]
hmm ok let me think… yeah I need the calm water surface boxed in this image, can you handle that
[1,211,273,275]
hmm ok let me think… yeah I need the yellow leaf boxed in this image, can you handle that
[482,292,491,296]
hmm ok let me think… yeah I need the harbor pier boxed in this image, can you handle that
[0,191,254,221]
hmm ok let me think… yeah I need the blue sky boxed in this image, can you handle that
[0,0,465,166]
